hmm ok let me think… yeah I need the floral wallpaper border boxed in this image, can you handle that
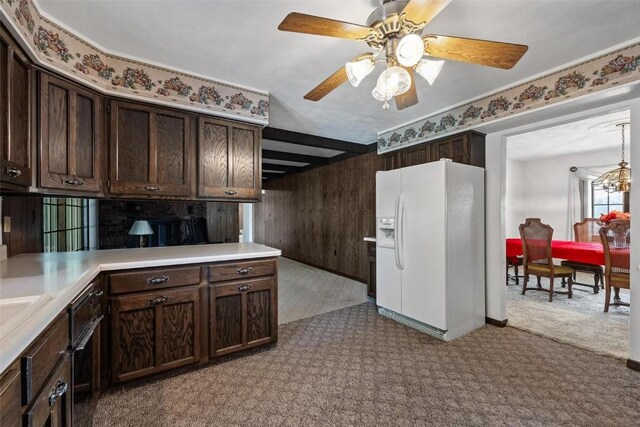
[0,0,269,125]
[377,41,640,154]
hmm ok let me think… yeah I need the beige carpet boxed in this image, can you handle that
[506,271,630,359]
[277,257,368,324]
[94,302,640,426]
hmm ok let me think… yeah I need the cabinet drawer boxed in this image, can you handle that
[0,362,21,427]
[69,281,102,346]
[21,313,69,406]
[109,266,202,294]
[208,258,276,283]
[24,354,71,427]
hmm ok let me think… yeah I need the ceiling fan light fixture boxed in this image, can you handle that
[415,58,444,85]
[396,34,424,67]
[374,66,411,100]
[345,57,375,87]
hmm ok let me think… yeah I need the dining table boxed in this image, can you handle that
[506,238,606,293]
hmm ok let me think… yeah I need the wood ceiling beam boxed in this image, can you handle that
[263,127,369,153]
[262,163,305,174]
[261,149,329,165]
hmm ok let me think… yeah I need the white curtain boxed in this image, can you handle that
[567,165,616,240]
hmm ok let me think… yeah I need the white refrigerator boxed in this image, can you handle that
[376,159,485,341]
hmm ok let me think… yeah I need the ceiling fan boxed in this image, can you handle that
[278,0,528,110]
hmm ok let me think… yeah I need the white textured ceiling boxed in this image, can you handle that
[507,110,631,161]
[38,0,640,144]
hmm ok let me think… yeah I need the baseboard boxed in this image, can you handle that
[627,358,640,372]
[281,256,367,284]
[485,317,508,327]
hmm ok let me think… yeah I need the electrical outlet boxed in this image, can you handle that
[3,216,10,233]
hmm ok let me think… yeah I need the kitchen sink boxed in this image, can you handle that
[0,295,52,340]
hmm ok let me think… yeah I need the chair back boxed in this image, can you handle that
[519,218,553,268]
[574,218,602,243]
[599,219,631,275]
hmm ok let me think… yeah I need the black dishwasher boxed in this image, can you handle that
[68,280,103,426]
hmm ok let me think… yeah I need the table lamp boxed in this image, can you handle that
[129,220,153,248]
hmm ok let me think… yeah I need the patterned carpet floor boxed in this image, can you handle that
[506,271,630,359]
[277,257,368,324]
[94,302,640,426]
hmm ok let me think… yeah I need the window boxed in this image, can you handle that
[43,198,91,252]
[591,187,624,218]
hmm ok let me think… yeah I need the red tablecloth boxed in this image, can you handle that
[506,238,605,265]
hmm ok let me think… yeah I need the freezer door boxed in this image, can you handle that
[399,162,447,330]
[376,169,402,313]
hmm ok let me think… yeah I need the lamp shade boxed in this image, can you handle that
[372,66,411,101]
[415,58,444,85]
[396,34,424,67]
[345,57,375,87]
[129,220,153,236]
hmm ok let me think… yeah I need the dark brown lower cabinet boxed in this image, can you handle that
[110,286,200,383]
[23,354,71,427]
[210,277,276,357]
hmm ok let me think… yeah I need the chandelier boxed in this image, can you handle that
[593,122,631,193]
[345,34,444,110]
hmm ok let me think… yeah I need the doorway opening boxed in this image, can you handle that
[504,109,631,359]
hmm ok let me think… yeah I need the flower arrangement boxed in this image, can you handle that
[598,210,631,224]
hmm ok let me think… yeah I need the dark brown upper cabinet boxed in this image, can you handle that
[109,100,191,198]
[39,73,102,193]
[198,117,261,201]
[0,24,33,190]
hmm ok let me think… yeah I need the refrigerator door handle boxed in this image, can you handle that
[394,195,401,269]
[397,194,405,270]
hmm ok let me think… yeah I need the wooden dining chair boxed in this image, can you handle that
[599,219,631,312]
[560,218,604,293]
[519,218,573,302]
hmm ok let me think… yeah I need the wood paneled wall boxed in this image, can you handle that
[1,196,43,257]
[254,151,381,282]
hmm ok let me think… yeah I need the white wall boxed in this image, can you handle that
[629,99,639,364]
[505,147,622,240]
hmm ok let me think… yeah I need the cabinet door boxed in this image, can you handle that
[110,287,200,383]
[39,73,102,192]
[382,152,401,171]
[228,123,260,199]
[0,25,32,189]
[23,355,71,427]
[210,276,275,357]
[109,101,191,197]
[449,135,470,164]
[198,117,260,201]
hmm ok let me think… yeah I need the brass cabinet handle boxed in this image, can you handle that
[236,284,252,292]
[5,167,21,178]
[145,186,161,191]
[48,379,68,406]
[237,267,253,275]
[224,190,238,195]
[148,296,170,306]
[63,178,85,186]
[147,275,169,285]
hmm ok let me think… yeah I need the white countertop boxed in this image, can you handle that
[364,237,376,242]
[0,243,281,373]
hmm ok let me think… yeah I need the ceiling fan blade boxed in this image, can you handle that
[401,0,452,27]
[424,35,529,69]
[278,12,374,40]
[395,68,418,110]
[304,53,374,101]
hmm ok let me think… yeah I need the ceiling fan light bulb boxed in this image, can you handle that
[415,58,444,85]
[372,84,392,101]
[345,57,375,87]
[396,34,424,67]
